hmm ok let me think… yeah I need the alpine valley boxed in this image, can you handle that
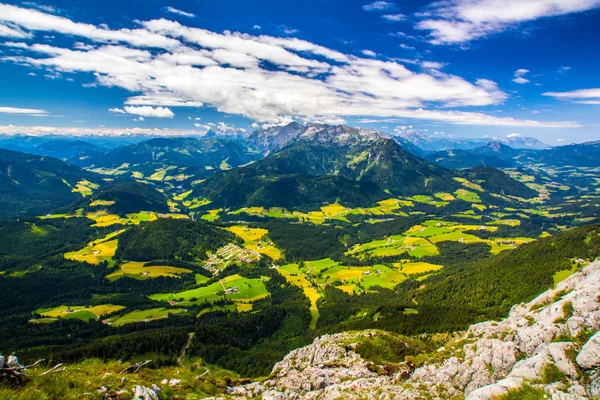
[1,122,600,399]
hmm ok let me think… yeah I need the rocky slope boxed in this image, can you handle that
[227,259,600,399]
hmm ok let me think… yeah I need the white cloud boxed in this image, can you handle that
[0,3,581,129]
[0,3,180,48]
[416,0,600,45]
[125,94,203,107]
[382,14,406,21]
[363,1,394,11]
[253,25,261,30]
[512,68,530,84]
[543,88,600,104]
[557,138,566,141]
[399,43,415,50]
[1,41,29,48]
[361,49,377,57]
[0,125,209,136]
[0,106,48,114]
[165,6,195,18]
[109,107,126,114]
[278,25,298,35]
[507,133,521,138]
[356,111,580,127]
[134,116,145,122]
[421,61,445,70]
[22,2,58,14]
[0,23,33,38]
[123,106,175,118]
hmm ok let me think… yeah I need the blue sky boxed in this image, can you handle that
[0,0,599,144]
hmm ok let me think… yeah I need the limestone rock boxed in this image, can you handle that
[576,331,600,369]
[132,385,158,400]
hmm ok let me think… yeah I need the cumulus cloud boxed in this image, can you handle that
[363,1,394,11]
[0,3,581,128]
[416,0,600,45]
[165,6,195,18]
[513,68,530,84]
[543,88,600,105]
[108,108,126,114]
[123,106,175,118]
[507,133,521,138]
[253,25,261,30]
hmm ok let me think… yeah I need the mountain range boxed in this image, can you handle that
[194,124,458,208]
[393,130,549,152]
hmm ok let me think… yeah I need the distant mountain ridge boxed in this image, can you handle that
[393,131,549,152]
[530,140,600,167]
[80,137,261,183]
[0,148,102,218]
[425,149,511,169]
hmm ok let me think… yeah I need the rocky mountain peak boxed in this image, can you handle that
[248,122,390,155]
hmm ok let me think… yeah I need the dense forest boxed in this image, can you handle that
[115,218,236,262]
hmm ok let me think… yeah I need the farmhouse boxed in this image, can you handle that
[225,286,239,294]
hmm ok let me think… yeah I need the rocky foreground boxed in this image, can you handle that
[227,260,600,399]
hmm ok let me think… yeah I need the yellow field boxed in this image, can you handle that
[90,213,122,227]
[86,210,158,227]
[71,179,99,197]
[201,209,222,222]
[337,284,357,294]
[39,304,124,320]
[329,267,370,280]
[236,303,253,312]
[435,192,456,201]
[227,226,282,260]
[89,200,115,207]
[106,262,192,281]
[278,266,312,288]
[453,177,485,192]
[64,239,118,265]
[321,203,350,216]
[173,190,193,201]
[222,273,242,283]
[397,261,443,275]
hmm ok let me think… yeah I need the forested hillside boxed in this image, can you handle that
[116,218,235,262]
